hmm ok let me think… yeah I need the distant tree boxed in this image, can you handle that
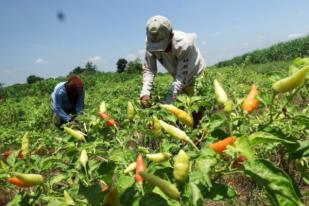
[84,62,97,73]
[26,75,44,84]
[126,58,143,74]
[71,66,84,75]
[0,83,4,100]
[69,62,97,76]
[116,58,128,73]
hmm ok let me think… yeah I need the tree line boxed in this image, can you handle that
[24,58,143,84]
[215,35,309,67]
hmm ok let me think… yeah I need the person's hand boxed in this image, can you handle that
[70,120,78,125]
[70,118,78,125]
[140,95,151,108]
[161,95,176,104]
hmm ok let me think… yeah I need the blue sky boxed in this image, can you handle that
[0,0,309,85]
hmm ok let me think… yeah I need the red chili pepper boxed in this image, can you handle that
[135,154,145,183]
[210,136,237,153]
[8,177,30,187]
[98,112,117,127]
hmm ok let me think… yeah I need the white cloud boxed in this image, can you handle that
[126,49,145,61]
[87,56,103,63]
[202,41,207,46]
[89,56,102,62]
[288,33,305,39]
[35,58,47,64]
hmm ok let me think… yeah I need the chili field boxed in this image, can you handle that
[0,59,309,206]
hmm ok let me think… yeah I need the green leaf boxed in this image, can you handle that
[97,161,116,185]
[0,160,9,173]
[244,159,304,206]
[78,182,105,206]
[152,187,181,206]
[200,182,236,200]
[50,174,67,188]
[205,119,225,133]
[6,194,22,206]
[190,146,217,188]
[6,151,17,167]
[190,183,203,206]
[108,148,126,163]
[290,140,309,159]
[40,157,69,171]
[117,173,134,191]
[120,186,136,206]
[139,193,169,206]
[293,114,309,127]
[226,136,255,160]
[248,132,298,146]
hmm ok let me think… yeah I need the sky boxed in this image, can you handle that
[0,0,309,85]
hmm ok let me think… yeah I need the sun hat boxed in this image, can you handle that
[146,15,172,51]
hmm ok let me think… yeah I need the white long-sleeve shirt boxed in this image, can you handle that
[140,30,207,100]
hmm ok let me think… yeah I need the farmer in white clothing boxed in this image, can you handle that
[140,15,206,108]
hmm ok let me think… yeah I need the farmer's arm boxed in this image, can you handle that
[165,43,193,103]
[140,51,157,98]
[52,92,72,122]
[75,89,84,114]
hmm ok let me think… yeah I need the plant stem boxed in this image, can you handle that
[268,91,277,123]
[137,183,144,196]
[84,166,89,185]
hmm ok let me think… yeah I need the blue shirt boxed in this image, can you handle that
[51,82,84,122]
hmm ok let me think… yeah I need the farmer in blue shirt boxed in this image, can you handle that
[51,75,84,126]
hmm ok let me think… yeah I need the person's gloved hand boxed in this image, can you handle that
[140,95,151,108]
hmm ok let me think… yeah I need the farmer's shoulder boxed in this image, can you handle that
[172,30,195,51]
[54,82,66,94]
